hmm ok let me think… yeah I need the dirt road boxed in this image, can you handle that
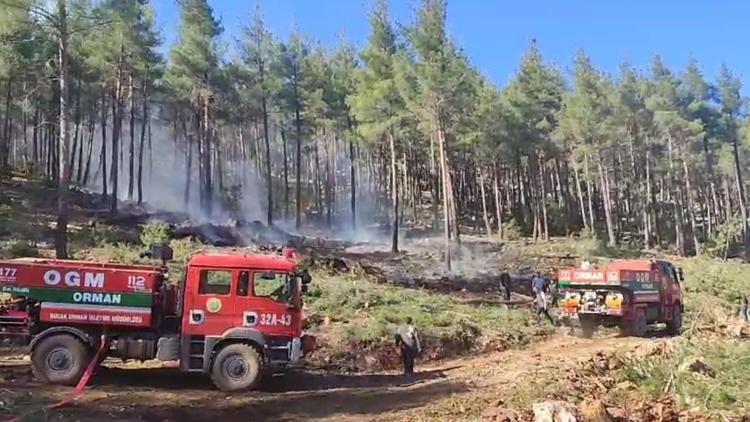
[0,331,663,422]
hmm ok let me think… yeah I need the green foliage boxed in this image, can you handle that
[169,237,202,265]
[305,270,547,346]
[6,236,38,258]
[702,214,744,258]
[678,255,750,313]
[87,242,142,264]
[139,221,170,248]
[617,340,750,412]
[349,0,404,142]
[502,218,523,241]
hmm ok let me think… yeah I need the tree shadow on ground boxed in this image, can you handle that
[69,375,469,422]
[84,365,456,393]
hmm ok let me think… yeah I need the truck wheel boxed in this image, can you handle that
[666,306,682,335]
[579,316,596,339]
[210,343,263,392]
[31,334,90,386]
[631,309,648,337]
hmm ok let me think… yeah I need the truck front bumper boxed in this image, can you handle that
[288,334,316,362]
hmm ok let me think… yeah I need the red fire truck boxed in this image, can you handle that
[557,259,684,338]
[0,245,315,391]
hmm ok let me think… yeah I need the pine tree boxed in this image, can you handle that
[330,35,358,229]
[276,26,310,229]
[504,41,564,240]
[716,64,748,238]
[165,0,222,215]
[241,3,278,225]
[349,0,404,252]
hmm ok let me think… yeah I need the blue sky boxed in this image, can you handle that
[153,0,750,91]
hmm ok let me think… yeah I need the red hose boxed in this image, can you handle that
[4,334,107,422]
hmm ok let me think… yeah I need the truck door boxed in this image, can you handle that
[249,271,299,338]
[184,267,241,336]
[657,262,676,317]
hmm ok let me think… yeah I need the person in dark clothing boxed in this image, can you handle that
[549,270,559,307]
[531,272,554,324]
[395,317,422,375]
[499,268,512,301]
[740,296,749,323]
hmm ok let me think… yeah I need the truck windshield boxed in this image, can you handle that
[254,272,294,304]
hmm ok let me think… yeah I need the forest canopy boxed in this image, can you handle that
[2,0,750,265]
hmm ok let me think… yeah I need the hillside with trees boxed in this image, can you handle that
[2,0,750,264]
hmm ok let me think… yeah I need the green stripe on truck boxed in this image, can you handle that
[0,286,152,307]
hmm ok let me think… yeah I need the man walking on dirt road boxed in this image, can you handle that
[499,267,512,301]
[532,272,554,325]
[395,317,422,375]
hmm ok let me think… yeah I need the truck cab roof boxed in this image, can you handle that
[188,252,296,272]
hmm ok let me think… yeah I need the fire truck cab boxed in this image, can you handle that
[0,245,315,391]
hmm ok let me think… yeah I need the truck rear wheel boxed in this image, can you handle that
[579,315,597,339]
[31,334,90,386]
[666,306,682,335]
[210,343,263,392]
[631,308,648,337]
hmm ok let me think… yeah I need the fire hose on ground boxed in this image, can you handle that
[3,334,107,422]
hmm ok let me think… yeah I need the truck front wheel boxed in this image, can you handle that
[31,334,90,385]
[666,306,682,335]
[210,343,263,392]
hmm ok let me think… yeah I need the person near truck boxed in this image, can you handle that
[499,267,512,301]
[395,317,422,375]
[741,296,749,323]
[532,272,554,324]
[549,269,559,307]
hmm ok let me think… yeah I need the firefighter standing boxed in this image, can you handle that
[395,317,422,375]
[499,267,512,302]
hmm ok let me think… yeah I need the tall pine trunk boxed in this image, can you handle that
[388,130,399,253]
[281,126,289,219]
[137,78,149,205]
[294,101,303,230]
[100,95,108,201]
[731,133,748,236]
[479,168,492,237]
[493,165,503,238]
[202,97,212,216]
[348,118,356,229]
[128,74,135,200]
[572,157,588,233]
[261,95,272,225]
[82,107,95,186]
[596,152,616,246]
[437,124,451,270]
[56,0,70,259]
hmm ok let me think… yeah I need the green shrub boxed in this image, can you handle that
[616,340,750,412]
[140,221,170,248]
[702,214,744,258]
[7,237,39,258]
[502,218,523,241]
[88,242,141,264]
[305,271,548,348]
